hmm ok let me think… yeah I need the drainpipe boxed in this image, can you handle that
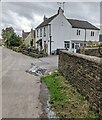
[50,36,52,55]
[84,29,86,47]
[49,24,52,55]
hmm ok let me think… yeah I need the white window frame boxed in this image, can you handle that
[64,41,70,49]
[77,30,81,35]
[44,27,46,37]
[91,31,94,36]
[75,43,80,49]
[40,28,42,37]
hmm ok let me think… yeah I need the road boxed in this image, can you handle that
[2,47,58,118]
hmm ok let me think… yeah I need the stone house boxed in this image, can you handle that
[35,7,100,54]
[22,29,36,47]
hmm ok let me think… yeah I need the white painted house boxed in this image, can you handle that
[35,7,100,54]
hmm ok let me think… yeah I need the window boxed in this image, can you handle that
[75,43,80,49]
[91,31,94,36]
[64,41,70,49]
[37,29,39,37]
[77,30,81,35]
[40,28,42,37]
[44,27,46,37]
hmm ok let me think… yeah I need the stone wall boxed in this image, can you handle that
[58,50,102,116]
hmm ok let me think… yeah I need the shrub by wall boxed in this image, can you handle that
[85,47,101,57]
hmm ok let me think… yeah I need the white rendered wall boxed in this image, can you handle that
[49,12,72,53]
[86,29,99,41]
[71,28,85,41]
[35,25,49,49]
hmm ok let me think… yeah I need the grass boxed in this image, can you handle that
[41,71,98,118]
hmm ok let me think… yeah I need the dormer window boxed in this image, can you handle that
[91,31,94,36]
[77,30,80,35]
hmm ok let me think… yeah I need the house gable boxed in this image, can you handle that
[36,14,58,29]
[22,30,30,41]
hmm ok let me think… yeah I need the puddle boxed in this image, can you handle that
[26,63,46,76]
[26,63,56,118]
[40,80,56,118]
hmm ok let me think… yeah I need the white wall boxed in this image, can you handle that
[86,29,99,41]
[71,28,99,42]
[35,8,99,54]
[35,25,49,48]
[71,28,85,41]
[49,12,72,53]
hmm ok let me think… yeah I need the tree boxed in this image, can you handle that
[2,27,14,44]
[2,27,22,47]
[9,34,22,46]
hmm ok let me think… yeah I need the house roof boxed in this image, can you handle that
[67,19,100,30]
[22,32,30,40]
[36,14,58,29]
[36,10,99,30]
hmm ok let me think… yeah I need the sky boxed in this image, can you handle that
[0,1,101,38]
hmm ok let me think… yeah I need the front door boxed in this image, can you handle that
[39,39,42,49]
[71,42,80,53]
[64,41,70,50]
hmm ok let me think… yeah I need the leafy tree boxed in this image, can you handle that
[2,27,22,47]
[2,27,14,44]
[9,34,22,46]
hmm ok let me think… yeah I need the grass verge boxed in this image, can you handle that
[41,71,98,118]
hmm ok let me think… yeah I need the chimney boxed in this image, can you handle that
[22,30,24,41]
[22,30,24,33]
[58,7,64,14]
[31,28,33,33]
[31,28,34,39]
[43,15,47,21]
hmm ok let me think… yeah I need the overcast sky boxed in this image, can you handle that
[0,2,101,38]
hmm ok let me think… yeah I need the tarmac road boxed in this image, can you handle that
[2,47,58,118]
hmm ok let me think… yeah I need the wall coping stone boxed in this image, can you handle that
[85,47,99,50]
[60,50,101,64]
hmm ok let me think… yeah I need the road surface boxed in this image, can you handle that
[2,47,58,118]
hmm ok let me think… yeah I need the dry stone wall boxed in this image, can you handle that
[58,50,102,116]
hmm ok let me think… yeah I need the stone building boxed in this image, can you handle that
[22,29,36,47]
